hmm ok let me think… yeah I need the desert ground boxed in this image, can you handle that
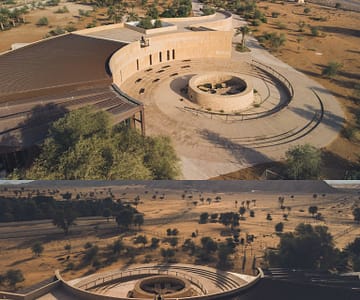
[0,181,359,290]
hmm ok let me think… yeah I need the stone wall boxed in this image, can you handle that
[109,30,233,87]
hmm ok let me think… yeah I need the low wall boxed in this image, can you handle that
[73,23,124,35]
[0,279,60,300]
[160,13,217,23]
[190,12,233,31]
[109,30,233,86]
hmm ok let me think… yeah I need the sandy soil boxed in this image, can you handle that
[0,183,359,290]
[254,2,360,158]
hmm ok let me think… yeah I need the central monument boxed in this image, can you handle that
[132,275,194,298]
[188,72,254,112]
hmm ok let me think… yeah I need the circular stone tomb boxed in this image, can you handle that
[188,72,254,112]
[132,275,194,298]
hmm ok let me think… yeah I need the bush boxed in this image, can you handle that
[54,6,69,13]
[276,21,287,30]
[322,61,342,78]
[252,19,261,26]
[202,6,215,16]
[310,26,320,36]
[285,144,321,179]
[304,7,311,14]
[138,17,153,29]
[47,26,66,36]
[79,9,91,17]
[36,17,49,26]
[65,25,77,32]
[154,19,162,28]
[45,0,59,6]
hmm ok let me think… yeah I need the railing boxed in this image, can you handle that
[76,268,208,295]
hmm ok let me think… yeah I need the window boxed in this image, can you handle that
[167,50,170,60]
[136,59,139,71]
[172,49,175,59]
[159,52,162,62]
[149,54,152,65]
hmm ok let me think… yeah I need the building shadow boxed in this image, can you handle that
[198,129,274,166]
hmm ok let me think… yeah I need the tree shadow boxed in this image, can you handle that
[319,26,360,37]
[7,256,34,267]
[169,74,195,98]
[288,88,345,132]
[18,103,69,148]
[198,129,274,166]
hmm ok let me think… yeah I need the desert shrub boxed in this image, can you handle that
[36,17,49,26]
[310,26,320,36]
[322,61,342,78]
[202,6,215,16]
[54,6,69,13]
[304,7,311,14]
[271,11,280,18]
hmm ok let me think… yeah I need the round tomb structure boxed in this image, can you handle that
[132,275,193,298]
[188,72,254,112]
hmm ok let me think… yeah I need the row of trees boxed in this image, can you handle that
[266,223,360,272]
[0,7,28,31]
[11,107,179,180]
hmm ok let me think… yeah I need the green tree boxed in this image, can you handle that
[22,107,179,180]
[218,242,234,268]
[103,208,112,222]
[52,207,77,235]
[5,269,24,288]
[346,237,360,271]
[160,248,175,262]
[308,206,318,217]
[239,206,246,218]
[115,208,134,230]
[201,236,218,253]
[275,222,284,233]
[236,25,250,48]
[150,237,160,249]
[285,144,321,179]
[133,213,144,229]
[199,212,209,224]
[267,223,337,269]
[134,235,148,247]
[31,241,44,257]
[112,239,124,255]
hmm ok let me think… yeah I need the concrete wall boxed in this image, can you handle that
[109,30,233,87]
